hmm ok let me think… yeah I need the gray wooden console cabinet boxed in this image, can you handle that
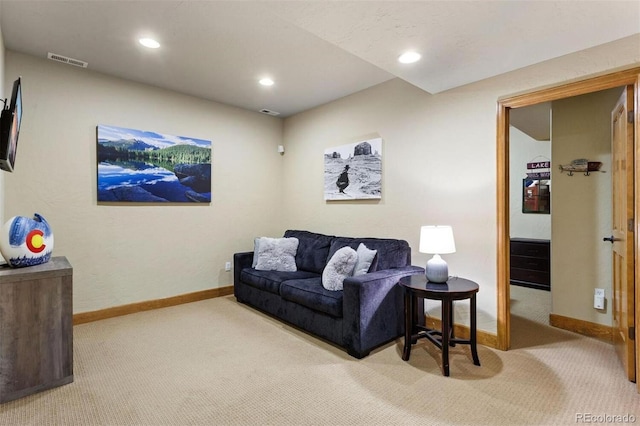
[0,256,73,403]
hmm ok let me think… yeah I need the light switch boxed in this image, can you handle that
[594,288,605,309]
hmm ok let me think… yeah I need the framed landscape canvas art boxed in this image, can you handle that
[324,137,382,201]
[97,125,212,203]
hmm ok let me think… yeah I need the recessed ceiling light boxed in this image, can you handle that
[139,38,160,49]
[398,51,421,64]
[259,78,274,86]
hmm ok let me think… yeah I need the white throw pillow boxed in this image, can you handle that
[254,237,299,272]
[353,243,377,276]
[322,246,358,291]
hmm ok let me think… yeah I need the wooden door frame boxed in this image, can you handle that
[496,66,640,390]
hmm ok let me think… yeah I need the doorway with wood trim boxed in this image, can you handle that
[496,67,640,392]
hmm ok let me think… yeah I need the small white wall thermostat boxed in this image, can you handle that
[594,288,605,309]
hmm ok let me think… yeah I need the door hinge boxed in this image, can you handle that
[628,218,634,232]
[630,326,635,341]
[629,111,635,123]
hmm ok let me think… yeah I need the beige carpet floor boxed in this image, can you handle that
[1,291,638,425]
[510,284,552,328]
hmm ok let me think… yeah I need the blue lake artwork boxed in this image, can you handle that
[97,125,212,203]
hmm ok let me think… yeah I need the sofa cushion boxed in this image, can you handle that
[280,277,344,318]
[353,243,377,276]
[283,230,334,274]
[322,246,357,291]
[254,237,299,272]
[240,269,319,295]
[328,237,410,271]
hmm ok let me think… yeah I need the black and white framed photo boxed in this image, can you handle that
[324,137,382,201]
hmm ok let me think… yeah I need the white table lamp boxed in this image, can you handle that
[419,225,456,283]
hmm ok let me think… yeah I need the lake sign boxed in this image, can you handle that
[527,161,551,169]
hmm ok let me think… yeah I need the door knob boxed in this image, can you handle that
[603,235,620,243]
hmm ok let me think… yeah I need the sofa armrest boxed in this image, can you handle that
[233,251,254,299]
[342,265,424,358]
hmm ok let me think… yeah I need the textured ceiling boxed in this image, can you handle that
[1,1,639,117]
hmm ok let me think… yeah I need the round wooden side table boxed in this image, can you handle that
[399,275,480,376]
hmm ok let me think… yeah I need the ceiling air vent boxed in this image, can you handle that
[47,52,88,68]
[259,109,280,116]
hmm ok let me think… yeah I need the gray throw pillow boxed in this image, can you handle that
[322,246,358,291]
[252,237,261,268]
[353,243,377,276]
[254,237,299,272]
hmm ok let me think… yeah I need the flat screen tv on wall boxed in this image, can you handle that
[0,77,22,173]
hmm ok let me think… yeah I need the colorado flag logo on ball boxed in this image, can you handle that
[0,213,54,267]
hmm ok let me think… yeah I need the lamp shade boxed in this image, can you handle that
[419,225,456,254]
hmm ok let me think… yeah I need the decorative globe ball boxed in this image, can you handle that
[0,213,54,267]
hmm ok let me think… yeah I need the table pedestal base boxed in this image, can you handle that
[401,276,480,377]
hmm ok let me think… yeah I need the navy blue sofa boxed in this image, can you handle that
[233,230,424,358]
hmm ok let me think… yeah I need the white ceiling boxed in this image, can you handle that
[1,1,639,117]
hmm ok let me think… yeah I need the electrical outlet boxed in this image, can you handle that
[594,288,605,309]
[225,261,231,272]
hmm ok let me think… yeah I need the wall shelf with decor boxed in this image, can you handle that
[558,159,603,176]
[561,170,604,177]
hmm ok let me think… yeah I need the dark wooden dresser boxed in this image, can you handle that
[510,238,550,291]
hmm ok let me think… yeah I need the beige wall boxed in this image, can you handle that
[4,51,284,313]
[3,33,639,331]
[282,78,501,330]
[509,126,552,240]
[282,35,640,333]
[551,88,623,326]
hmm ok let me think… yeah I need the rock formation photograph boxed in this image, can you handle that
[324,137,382,201]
